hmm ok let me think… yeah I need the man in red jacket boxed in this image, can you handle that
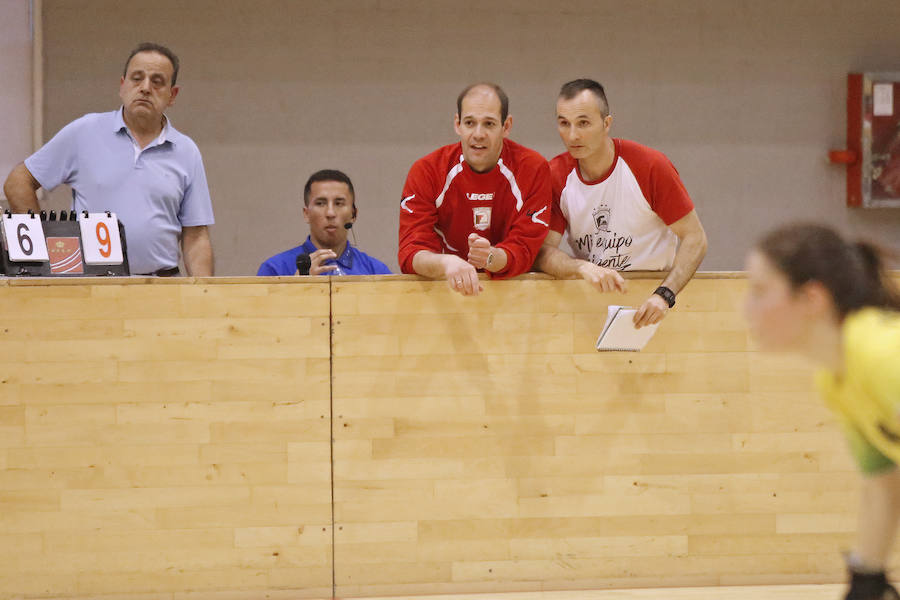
[398,82,551,296]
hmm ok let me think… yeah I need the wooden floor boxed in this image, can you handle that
[349,585,846,599]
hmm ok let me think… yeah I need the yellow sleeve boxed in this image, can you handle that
[822,310,900,473]
[854,312,900,420]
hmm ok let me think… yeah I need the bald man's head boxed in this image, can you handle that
[456,82,509,124]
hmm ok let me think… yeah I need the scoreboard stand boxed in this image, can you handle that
[1,210,130,277]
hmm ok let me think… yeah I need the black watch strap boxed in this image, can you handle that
[653,286,676,308]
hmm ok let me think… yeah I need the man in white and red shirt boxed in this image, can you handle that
[535,78,708,326]
[398,82,551,296]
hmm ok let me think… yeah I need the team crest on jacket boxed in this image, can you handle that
[473,206,492,231]
[593,206,610,232]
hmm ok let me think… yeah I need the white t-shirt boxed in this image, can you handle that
[549,138,694,271]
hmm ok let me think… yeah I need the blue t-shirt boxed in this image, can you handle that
[257,236,392,276]
[24,108,214,274]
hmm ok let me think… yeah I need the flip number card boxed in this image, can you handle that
[79,213,124,265]
[2,214,49,262]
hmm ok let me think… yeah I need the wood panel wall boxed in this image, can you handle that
[330,277,864,598]
[0,277,333,600]
[0,275,889,599]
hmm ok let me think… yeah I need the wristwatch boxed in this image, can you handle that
[653,286,676,308]
[486,248,495,269]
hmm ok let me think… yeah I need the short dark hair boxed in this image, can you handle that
[457,82,509,123]
[559,78,609,117]
[303,169,355,206]
[123,42,180,86]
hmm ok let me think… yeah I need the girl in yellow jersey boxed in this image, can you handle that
[745,223,900,600]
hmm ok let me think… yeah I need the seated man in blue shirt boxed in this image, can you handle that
[257,169,391,276]
[2,42,214,276]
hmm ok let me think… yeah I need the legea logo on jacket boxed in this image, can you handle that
[467,193,494,201]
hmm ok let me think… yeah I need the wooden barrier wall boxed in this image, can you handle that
[0,274,890,599]
[330,276,865,597]
[0,277,334,600]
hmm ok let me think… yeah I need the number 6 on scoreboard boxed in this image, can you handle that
[79,212,123,265]
[2,214,49,262]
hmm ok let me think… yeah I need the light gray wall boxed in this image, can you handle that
[0,0,33,208]
[40,0,900,275]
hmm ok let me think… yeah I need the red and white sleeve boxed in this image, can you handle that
[492,159,552,279]
[397,159,442,274]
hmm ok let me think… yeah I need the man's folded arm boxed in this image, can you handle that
[3,163,42,213]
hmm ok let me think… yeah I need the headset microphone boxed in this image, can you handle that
[344,221,358,246]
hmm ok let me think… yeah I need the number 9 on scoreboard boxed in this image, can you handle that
[78,212,124,265]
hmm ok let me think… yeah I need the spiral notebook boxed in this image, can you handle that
[595,305,660,352]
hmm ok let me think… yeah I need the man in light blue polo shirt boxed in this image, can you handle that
[2,42,214,276]
[257,169,391,276]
